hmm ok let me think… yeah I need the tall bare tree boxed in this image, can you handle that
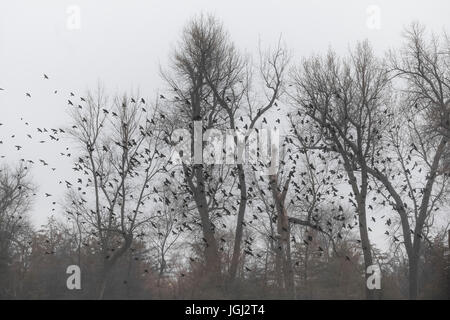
[202,37,289,281]
[162,14,289,285]
[367,22,450,299]
[289,41,392,299]
[66,87,168,298]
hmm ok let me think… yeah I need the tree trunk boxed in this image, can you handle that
[269,174,295,298]
[98,264,111,300]
[342,152,374,300]
[97,235,132,299]
[281,223,295,298]
[358,204,374,300]
[229,164,247,280]
[408,256,419,300]
[193,181,221,281]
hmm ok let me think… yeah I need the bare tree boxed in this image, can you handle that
[161,15,232,283]
[366,22,450,299]
[162,14,289,286]
[147,185,183,297]
[161,14,288,288]
[66,87,168,298]
[289,41,392,299]
[0,163,35,298]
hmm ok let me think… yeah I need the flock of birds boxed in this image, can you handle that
[0,72,434,279]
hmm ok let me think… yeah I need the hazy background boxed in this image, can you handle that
[0,0,449,249]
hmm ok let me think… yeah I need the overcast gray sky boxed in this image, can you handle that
[0,0,449,249]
